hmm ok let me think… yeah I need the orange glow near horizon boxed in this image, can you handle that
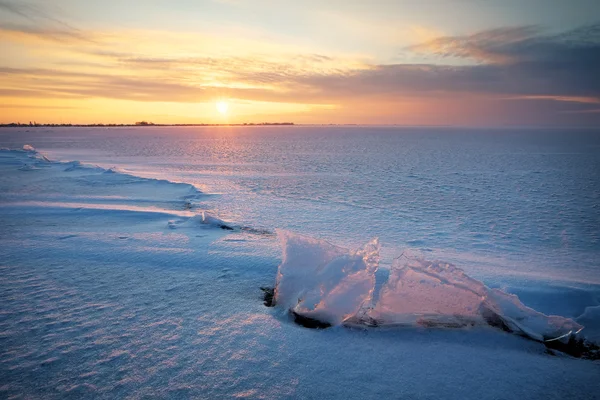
[0,1,598,126]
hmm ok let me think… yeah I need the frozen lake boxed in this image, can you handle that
[1,126,599,399]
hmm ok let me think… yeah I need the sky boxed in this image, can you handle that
[0,0,599,126]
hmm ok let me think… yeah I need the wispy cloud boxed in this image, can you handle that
[408,23,600,66]
[0,0,91,42]
[0,103,79,109]
[502,95,600,104]
[2,24,599,106]
[0,0,65,24]
[0,1,599,126]
[408,26,541,64]
[0,22,92,42]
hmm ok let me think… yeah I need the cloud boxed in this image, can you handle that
[0,66,310,103]
[0,0,91,42]
[408,23,600,66]
[408,26,541,64]
[0,17,598,125]
[0,22,91,42]
[0,0,53,20]
[3,23,600,102]
[0,103,79,109]
[0,0,72,27]
[287,24,600,102]
[502,95,600,104]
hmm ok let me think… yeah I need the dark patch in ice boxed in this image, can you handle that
[544,336,600,360]
[40,357,59,367]
[344,315,381,328]
[292,311,332,330]
[168,216,235,231]
[18,164,40,171]
[218,268,238,279]
[260,287,275,307]
[241,226,275,236]
[544,348,558,356]
[417,317,478,329]
[480,305,513,333]
[58,234,78,240]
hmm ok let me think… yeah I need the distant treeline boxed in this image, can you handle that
[0,121,295,127]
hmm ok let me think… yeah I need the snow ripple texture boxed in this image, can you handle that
[1,130,600,399]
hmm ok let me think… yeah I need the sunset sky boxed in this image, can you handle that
[1,0,599,125]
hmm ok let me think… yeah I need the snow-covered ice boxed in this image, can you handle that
[1,127,599,399]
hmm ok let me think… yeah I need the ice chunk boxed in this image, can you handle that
[369,254,582,341]
[369,256,488,328]
[577,305,600,343]
[168,212,235,230]
[274,230,380,326]
[273,233,583,341]
[200,211,234,229]
[482,289,584,342]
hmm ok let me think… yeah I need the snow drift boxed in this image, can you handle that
[274,231,583,342]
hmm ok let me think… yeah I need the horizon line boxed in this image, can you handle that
[2,122,600,130]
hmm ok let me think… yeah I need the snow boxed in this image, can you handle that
[1,130,599,400]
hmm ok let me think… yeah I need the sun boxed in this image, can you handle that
[216,101,229,115]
